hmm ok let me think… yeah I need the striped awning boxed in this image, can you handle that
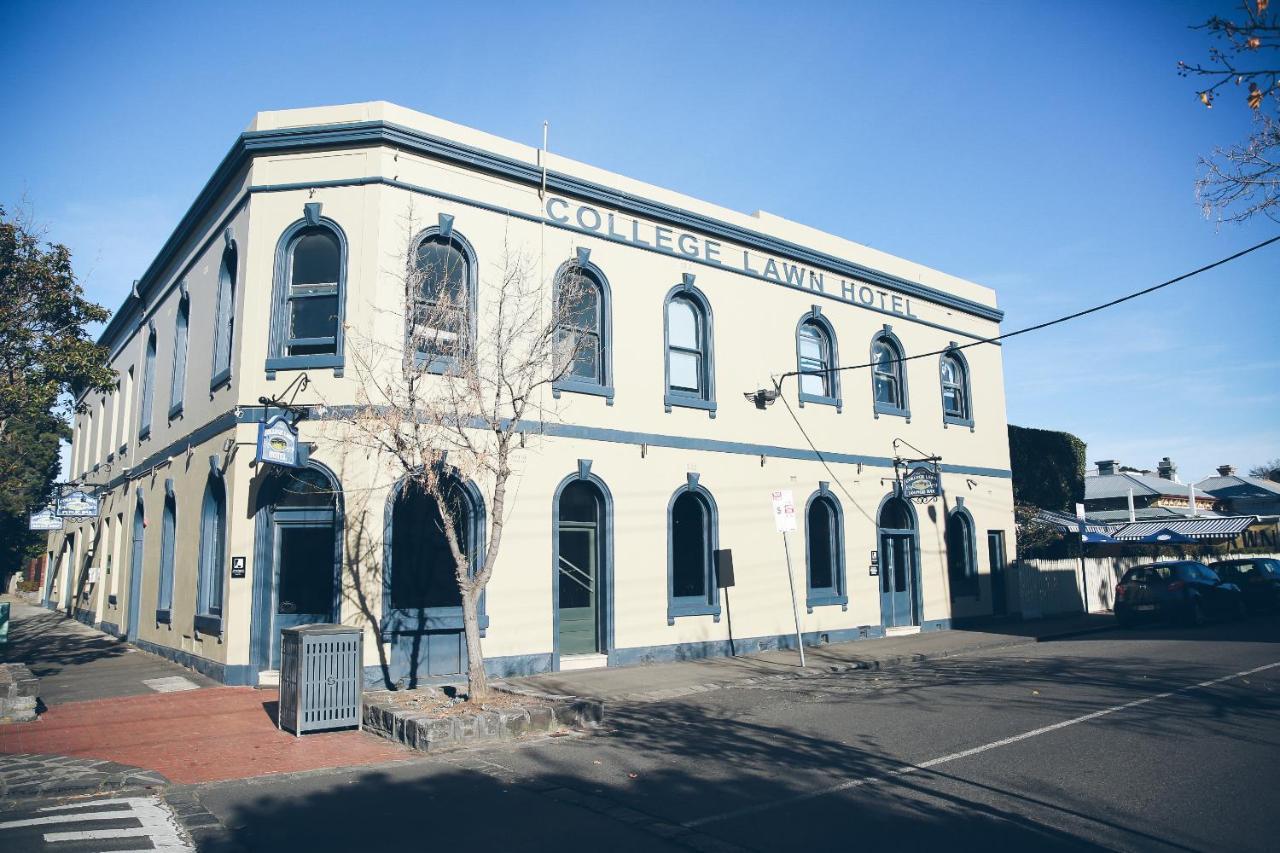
[1110,516,1258,541]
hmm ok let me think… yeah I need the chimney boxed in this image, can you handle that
[1096,460,1118,476]
[1157,457,1178,481]
[1217,464,1237,477]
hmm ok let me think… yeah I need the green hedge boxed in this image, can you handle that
[1008,424,1086,513]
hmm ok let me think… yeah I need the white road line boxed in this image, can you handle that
[0,810,135,829]
[44,826,155,841]
[39,797,156,810]
[685,659,1280,828]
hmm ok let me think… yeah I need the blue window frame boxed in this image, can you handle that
[267,209,348,377]
[553,253,614,403]
[168,293,189,419]
[805,486,848,610]
[870,326,910,420]
[138,323,157,440]
[196,474,227,634]
[211,243,237,388]
[947,503,979,599]
[409,221,477,374]
[666,477,721,623]
[940,347,974,428]
[663,277,716,416]
[156,484,176,625]
[796,308,841,411]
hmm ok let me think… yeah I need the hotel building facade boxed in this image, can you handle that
[44,102,1016,687]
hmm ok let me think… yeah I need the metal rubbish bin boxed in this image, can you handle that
[278,624,363,736]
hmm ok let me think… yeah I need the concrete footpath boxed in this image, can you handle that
[507,614,1118,703]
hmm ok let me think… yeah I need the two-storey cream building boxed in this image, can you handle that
[45,102,1016,687]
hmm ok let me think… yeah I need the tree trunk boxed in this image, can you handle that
[461,586,488,700]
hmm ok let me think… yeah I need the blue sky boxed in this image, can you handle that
[2,0,1275,481]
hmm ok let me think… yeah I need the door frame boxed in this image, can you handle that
[877,494,921,630]
[987,530,1008,616]
[126,494,145,641]
[551,468,614,671]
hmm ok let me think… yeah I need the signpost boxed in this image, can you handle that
[901,462,941,503]
[55,489,99,518]
[771,489,806,668]
[255,415,301,468]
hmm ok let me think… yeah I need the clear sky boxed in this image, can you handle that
[2,0,1275,482]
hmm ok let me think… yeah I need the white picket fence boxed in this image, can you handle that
[1012,553,1280,617]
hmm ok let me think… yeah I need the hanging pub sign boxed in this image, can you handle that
[29,507,63,530]
[901,462,941,503]
[55,489,100,518]
[255,415,301,468]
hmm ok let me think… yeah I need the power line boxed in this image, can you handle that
[782,232,1280,383]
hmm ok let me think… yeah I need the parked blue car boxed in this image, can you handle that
[1114,561,1245,627]
[1210,557,1280,614]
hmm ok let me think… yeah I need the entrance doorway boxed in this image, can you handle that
[988,530,1008,616]
[879,497,920,630]
[126,498,144,641]
[556,479,607,659]
[252,467,341,674]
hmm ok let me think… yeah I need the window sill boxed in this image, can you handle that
[554,380,615,405]
[798,392,842,412]
[667,599,722,625]
[806,592,849,613]
[664,393,717,418]
[194,614,223,636]
[411,353,465,375]
[381,609,489,635]
[210,368,232,392]
[943,414,975,430]
[168,401,184,420]
[266,354,344,379]
[137,426,152,443]
[873,403,910,421]
[108,595,118,607]
[155,608,171,625]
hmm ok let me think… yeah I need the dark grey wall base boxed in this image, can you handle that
[129,637,255,685]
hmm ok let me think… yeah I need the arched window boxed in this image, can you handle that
[157,487,176,623]
[664,281,716,415]
[667,480,721,622]
[553,258,613,401]
[212,244,237,386]
[940,350,972,426]
[196,475,227,632]
[806,489,847,609]
[947,507,978,598]
[138,324,157,440]
[871,328,908,418]
[410,229,475,371]
[389,477,479,611]
[126,494,145,641]
[169,293,189,418]
[797,311,841,409]
[268,215,347,375]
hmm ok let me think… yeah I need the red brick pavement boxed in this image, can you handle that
[0,686,410,784]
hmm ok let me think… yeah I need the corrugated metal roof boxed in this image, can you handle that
[1110,516,1258,541]
[1035,509,1119,535]
[1086,472,1197,500]
[1195,475,1280,499]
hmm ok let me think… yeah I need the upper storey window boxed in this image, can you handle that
[138,323,157,440]
[268,208,347,377]
[871,327,909,419]
[410,225,475,373]
[796,310,841,410]
[663,277,715,416]
[940,349,973,427]
[553,255,613,402]
[211,242,237,388]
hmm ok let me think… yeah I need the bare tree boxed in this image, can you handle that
[1179,1,1280,223]
[1249,457,1280,482]
[336,209,589,699]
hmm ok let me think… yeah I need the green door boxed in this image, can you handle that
[558,526,598,656]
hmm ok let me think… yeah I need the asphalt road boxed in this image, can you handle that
[7,618,1279,852]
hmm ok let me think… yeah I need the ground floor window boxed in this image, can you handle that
[667,482,721,622]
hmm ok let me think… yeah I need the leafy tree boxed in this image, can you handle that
[1007,425,1087,513]
[1250,457,1280,482]
[0,205,113,577]
[1179,1,1280,222]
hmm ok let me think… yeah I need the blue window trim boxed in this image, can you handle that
[795,306,842,412]
[196,473,227,632]
[551,251,615,405]
[210,240,237,391]
[168,290,189,420]
[138,322,157,441]
[940,345,975,430]
[666,476,722,624]
[550,464,615,670]
[662,276,717,418]
[870,325,910,421]
[381,469,488,638]
[265,209,349,379]
[407,219,478,376]
[946,500,980,599]
[805,484,848,611]
[249,462,345,674]
[157,482,177,621]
